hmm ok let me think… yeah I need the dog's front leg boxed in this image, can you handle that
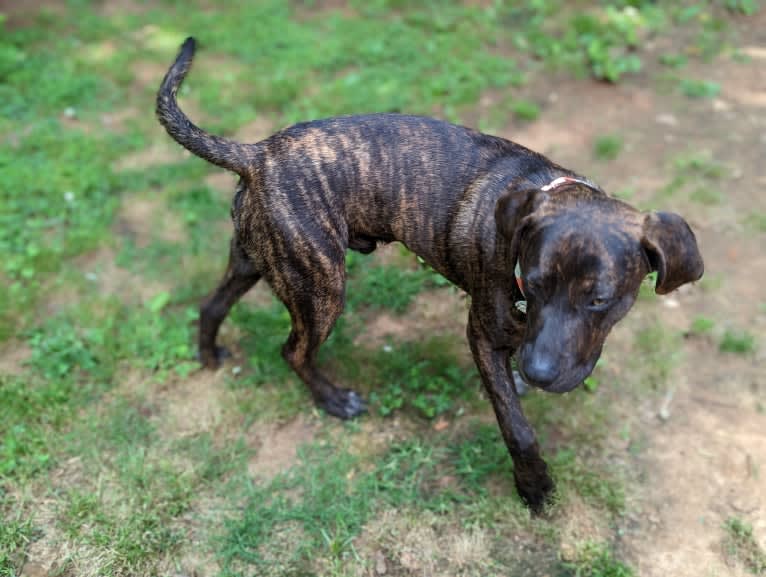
[467,309,554,512]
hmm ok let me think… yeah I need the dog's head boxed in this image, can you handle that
[496,181,704,393]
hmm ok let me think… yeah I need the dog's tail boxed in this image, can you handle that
[156,37,253,175]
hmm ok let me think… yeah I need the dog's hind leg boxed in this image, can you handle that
[272,252,366,420]
[199,238,261,368]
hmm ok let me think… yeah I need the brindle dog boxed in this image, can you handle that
[156,38,703,511]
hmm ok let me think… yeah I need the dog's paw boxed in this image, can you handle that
[318,389,368,420]
[197,346,231,369]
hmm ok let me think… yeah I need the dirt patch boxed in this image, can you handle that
[205,171,238,195]
[234,116,275,143]
[247,415,319,482]
[156,368,236,439]
[625,378,765,577]
[0,0,63,28]
[0,341,31,376]
[557,496,612,562]
[115,195,186,246]
[76,247,173,305]
[114,140,187,172]
[355,289,468,349]
[347,508,497,576]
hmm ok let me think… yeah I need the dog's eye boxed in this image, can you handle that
[589,298,610,310]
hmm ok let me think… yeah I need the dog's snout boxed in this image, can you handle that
[521,355,559,388]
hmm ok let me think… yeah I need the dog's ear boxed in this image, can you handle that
[641,211,704,294]
[495,188,547,240]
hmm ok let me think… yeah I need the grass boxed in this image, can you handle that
[719,329,757,354]
[0,1,759,575]
[654,151,728,206]
[689,315,715,336]
[365,336,479,418]
[562,541,634,577]
[594,135,623,161]
[723,517,766,575]
[632,322,683,389]
[511,99,541,122]
[0,514,35,577]
[743,211,766,233]
[680,78,721,99]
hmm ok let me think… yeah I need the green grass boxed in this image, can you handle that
[220,423,631,575]
[690,185,724,205]
[680,78,721,99]
[0,513,35,577]
[562,541,634,577]
[633,322,682,388]
[723,517,766,575]
[743,211,766,233]
[346,259,438,314]
[511,99,541,122]
[689,315,715,335]
[594,135,623,161]
[719,329,757,354]
[219,438,440,574]
[366,336,479,418]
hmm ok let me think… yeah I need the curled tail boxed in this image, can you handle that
[156,37,252,175]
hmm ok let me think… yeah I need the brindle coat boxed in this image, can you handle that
[156,38,704,511]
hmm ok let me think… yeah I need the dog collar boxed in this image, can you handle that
[540,176,595,192]
[515,260,525,298]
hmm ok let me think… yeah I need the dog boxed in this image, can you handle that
[156,38,703,511]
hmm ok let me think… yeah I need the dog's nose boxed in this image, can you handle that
[521,356,559,387]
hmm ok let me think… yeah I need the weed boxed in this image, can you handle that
[583,360,606,392]
[742,211,766,233]
[561,540,634,577]
[674,152,726,179]
[680,78,721,99]
[0,515,35,577]
[722,517,766,575]
[230,300,295,385]
[594,135,623,161]
[719,329,756,354]
[175,433,248,483]
[346,251,445,313]
[511,99,541,122]
[659,53,688,68]
[367,337,479,419]
[633,322,682,388]
[452,424,511,492]
[638,271,659,300]
[725,0,759,15]
[551,450,625,514]
[559,7,648,82]
[690,186,724,205]
[57,451,194,575]
[689,315,715,335]
[220,442,372,572]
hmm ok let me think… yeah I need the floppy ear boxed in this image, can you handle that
[495,188,547,240]
[641,211,704,294]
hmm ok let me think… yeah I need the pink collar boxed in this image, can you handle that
[540,176,595,192]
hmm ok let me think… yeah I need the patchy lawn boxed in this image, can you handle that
[1,2,764,576]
